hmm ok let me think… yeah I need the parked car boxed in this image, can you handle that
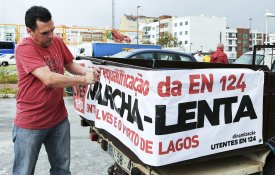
[110,49,197,62]
[228,58,237,64]
[234,50,275,71]
[0,54,16,66]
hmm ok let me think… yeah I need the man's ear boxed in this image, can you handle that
[26,27,34,36]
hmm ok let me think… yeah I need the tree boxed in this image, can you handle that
[142,40,153,44]
[157,33,178,47]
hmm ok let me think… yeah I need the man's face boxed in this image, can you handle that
[27,20,55,48]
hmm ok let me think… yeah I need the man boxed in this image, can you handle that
[194,49,203,62]
[13,6,99,175]
[210,43,229,64]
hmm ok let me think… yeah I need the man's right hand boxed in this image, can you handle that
[84,68,100,84]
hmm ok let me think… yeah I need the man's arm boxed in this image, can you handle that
[65,61,97,76]
[32,66,99,88]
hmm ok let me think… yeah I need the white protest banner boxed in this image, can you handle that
[73,61,264,166]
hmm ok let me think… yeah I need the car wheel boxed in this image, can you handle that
[2,62,8,66]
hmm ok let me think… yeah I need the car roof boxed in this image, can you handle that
[115,49,194,58]
[110,48,195,60]
[123,48,188,54]
[243,50,275,56]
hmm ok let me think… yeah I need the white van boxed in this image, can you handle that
[0,54,16,66]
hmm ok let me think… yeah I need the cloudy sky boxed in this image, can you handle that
[0,0,275,32]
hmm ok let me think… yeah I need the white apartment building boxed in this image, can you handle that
[119,14,159,31]
[269,33,275,45]
[225,28,238,59]
[172,15,226,52]
[142,15,227,52]
[225,28,265,59]
[143,21,159,44]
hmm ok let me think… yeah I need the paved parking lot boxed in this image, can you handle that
[0,97,114,175]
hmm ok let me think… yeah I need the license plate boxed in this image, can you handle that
[107,143,133,174]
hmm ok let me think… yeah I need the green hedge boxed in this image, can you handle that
[0,88,17,94]
[0,74,18,84]
[0,66,18,84]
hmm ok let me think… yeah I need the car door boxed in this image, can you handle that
[9,55,16,65]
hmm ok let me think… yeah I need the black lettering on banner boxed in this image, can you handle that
[131,99,144,131]
[120,92,132,122]
[87,83,101,101]
[155,102,197,135]
[155,96,257,135]
[112,89,122,113]
[197,97,238,128]
[234,95,257,122]
[89,83,144,131]
[214,97,237,124]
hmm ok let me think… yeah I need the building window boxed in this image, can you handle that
[185,21,188,25]
[152,35,155,38]
[179,41,182,45]
[180,22,183,26]
[179,31,182,35]
[185,40,188,44]
[174,32,177,36]
[164,23,168,28]
[229,40,232,45]
[185,31,188,35]
[152,27,155,30]
[174,23,177,27]
[228,47,232,51]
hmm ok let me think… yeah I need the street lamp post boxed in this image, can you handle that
[190,42,193,52]
[136,6,140,45]
[112,0,115,29]
[265,10,275,45]
[249,18,253,49]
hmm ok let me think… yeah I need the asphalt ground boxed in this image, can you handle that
[0,97,114,175]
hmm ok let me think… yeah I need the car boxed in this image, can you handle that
[0,54,16,66]
[234,50,275,71]
[228,58,237,64]
[110,49,197,62]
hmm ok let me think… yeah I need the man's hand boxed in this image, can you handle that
[83,68,100,84]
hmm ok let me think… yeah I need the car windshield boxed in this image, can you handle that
[111,51,133,58]
[234,54,264,65]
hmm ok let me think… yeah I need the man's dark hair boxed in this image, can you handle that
[25,6,52,31]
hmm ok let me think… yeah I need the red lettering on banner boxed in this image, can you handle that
[118,120,122,131]
[146,140,153,154]
[101,111,113,124]
[86,104,96,113]
[189,74,213,94]
[157,76,182,97]
[113,116,117,128]
[192,135,199,148]
[96,109,100,120]
[159,135,199,155]
[97,109,154,154]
